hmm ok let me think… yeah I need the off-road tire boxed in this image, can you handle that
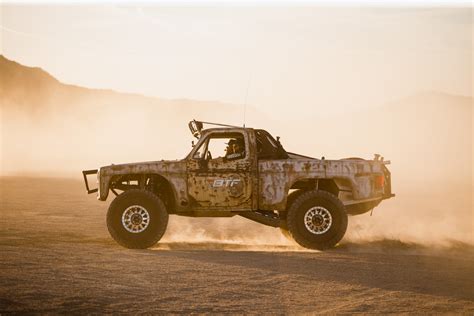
[279,189,305,241]
[286,190,348,250]
[107,189,168,249]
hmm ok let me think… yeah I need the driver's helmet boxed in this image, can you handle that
[233,138,244,153]
[227,139,237,146]
[225,139,237,155]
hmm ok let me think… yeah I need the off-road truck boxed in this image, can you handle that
[83,120,394,250]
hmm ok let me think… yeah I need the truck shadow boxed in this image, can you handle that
[148,240,474,302]
[4,228,473,302]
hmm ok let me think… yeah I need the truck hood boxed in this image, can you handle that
[100,159,187,176]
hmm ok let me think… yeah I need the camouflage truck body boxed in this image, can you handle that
[84,122,394,250]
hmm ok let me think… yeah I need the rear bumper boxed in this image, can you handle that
[82,169,98,194]
[382,165,394,199]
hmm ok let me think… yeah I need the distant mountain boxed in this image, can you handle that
[0,55,258,120]
[0,55,266,175]
[0,55,58,90]
[1,55,59,111]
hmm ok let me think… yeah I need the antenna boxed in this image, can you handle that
[242,72,252,128]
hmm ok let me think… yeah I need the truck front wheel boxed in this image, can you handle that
[107,189,168,249]
[286,190,347,250]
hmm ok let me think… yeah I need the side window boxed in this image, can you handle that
[208,135,246,160]
[207,138,229,159]
[193,133,246,161]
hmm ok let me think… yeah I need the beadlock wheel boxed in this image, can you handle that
[304,206,333,234]
[107,190,168,249]
[121,205,150,233]
[285,190,348,250]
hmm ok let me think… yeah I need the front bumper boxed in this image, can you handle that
[82,169,98,194]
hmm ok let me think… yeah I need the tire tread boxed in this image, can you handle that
[107,189,168,249]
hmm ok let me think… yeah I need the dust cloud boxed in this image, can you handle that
[1,58,472,250]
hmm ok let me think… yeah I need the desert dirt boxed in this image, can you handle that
[1,177,473,314]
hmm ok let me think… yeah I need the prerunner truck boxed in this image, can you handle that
[83,120,394,250]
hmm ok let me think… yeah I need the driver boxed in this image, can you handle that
[226,138,245,160]
[225,139,236,157]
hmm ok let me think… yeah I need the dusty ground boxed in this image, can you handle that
[1,177,473,314]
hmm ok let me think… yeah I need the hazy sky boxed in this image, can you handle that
[1,2,472,118]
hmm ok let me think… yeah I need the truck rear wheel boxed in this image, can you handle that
[107,189,168,249]
[286,190,347,250]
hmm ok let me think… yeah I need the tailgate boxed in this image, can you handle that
[382,164,395,199]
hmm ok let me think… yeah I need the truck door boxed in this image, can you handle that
[186,131,254,210]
